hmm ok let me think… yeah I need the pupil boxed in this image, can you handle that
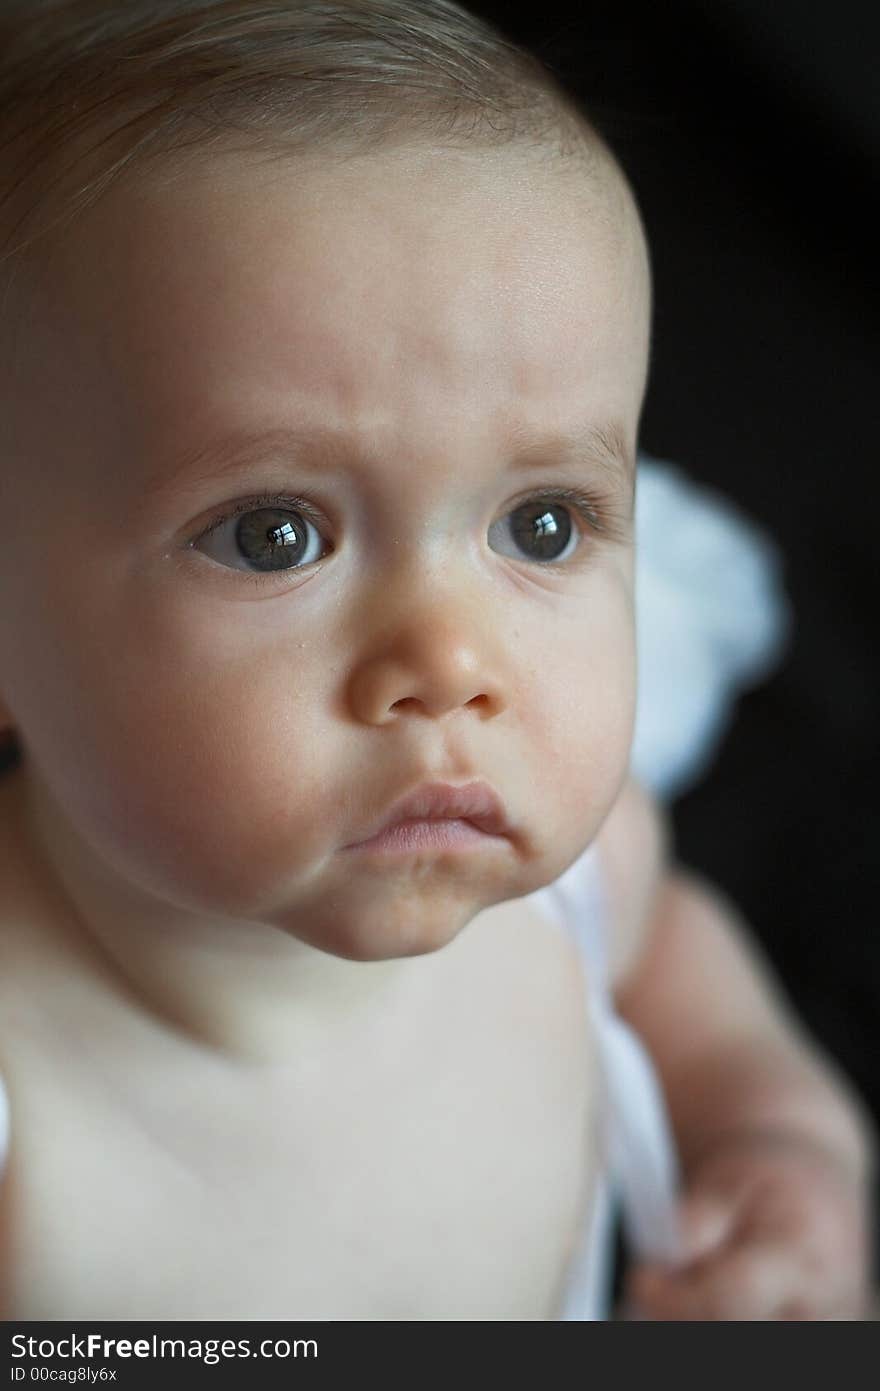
[513,503,571,561]
[270,522,299,547]
[237,509,307,572]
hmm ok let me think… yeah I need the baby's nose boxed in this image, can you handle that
[346,614,508,725]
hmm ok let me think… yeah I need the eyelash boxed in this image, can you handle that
[191,484,620,586]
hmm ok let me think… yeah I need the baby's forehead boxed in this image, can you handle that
[101,129,635,246]
[3,139,650,485]
[186,142,641,317]
[16,145,639,365]
[13,131,646,318]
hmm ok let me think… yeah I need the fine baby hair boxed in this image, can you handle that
[0,0,603,285]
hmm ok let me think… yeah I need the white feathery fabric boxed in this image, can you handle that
[630,455,791,800]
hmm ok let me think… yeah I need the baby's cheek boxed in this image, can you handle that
[524,625,636,852]
[38,567,635,919]
[67,664,333,915]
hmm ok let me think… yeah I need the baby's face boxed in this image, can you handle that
[0,142,649,959]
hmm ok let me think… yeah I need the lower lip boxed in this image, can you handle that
[345,818,505,855]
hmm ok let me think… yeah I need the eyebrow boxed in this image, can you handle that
[507,418,634,486]
[145,418,634,500]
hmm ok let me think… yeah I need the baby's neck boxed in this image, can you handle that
[8,763,431,1066]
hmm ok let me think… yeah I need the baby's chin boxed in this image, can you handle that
[262,858,542,963]
[240,820,598,962]
[288,907,472,963]
[273,883,499,962]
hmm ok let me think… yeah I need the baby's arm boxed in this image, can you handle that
[599,780,876,1319]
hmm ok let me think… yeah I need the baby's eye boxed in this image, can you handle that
[191,487,602,578]
[488,496,582,564]
[193,500,329,574]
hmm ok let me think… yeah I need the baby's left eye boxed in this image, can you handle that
[192,500,329,575]
[489,498,581,564]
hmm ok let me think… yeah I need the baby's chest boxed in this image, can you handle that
[3,905,599,1319]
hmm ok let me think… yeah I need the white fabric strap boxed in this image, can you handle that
[540,846,683,1269]
[559,1178,615,1321]
[594,1008,681,1264]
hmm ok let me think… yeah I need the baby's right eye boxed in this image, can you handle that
[192,496,331,575]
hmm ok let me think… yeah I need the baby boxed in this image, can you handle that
[0,0,873,1320]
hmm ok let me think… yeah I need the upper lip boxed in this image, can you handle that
[351,781,512,844]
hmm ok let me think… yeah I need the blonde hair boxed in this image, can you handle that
[0,0,599,279]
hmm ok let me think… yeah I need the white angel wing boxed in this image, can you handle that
[630,455,791,800]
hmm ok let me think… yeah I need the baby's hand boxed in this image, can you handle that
[624,1132,873,1320]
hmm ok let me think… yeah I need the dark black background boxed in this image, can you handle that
[471,0,879,1248]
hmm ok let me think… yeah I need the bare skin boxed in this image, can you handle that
[0,761,599,1319]
[0,142,647,1318]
